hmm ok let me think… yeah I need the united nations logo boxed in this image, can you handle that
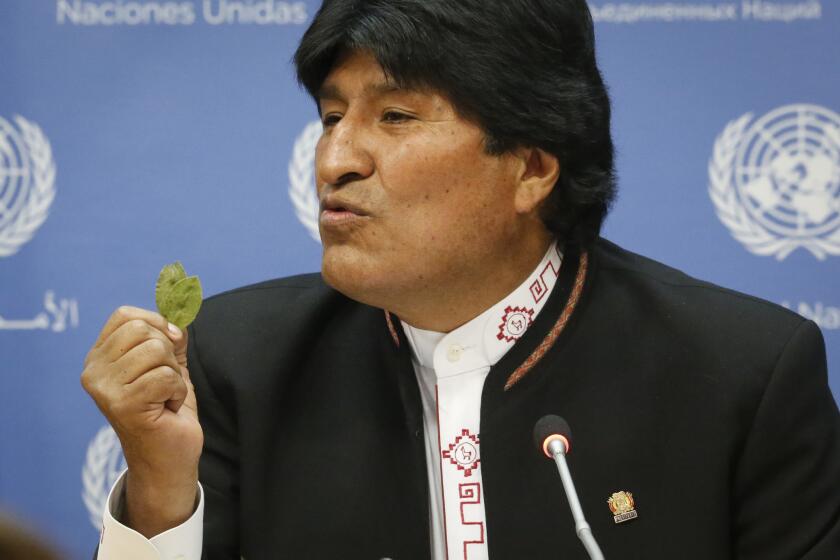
[81,425,126,529]
[288,120,323,243]
[709,104,840,260]
[0,115,56,257]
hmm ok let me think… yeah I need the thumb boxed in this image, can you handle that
[166,322,190,368]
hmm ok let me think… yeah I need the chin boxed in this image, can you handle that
[320,247,390,308]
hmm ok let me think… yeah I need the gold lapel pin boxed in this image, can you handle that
[607,491,638,524]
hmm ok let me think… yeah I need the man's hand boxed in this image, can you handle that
[81,306,203,538]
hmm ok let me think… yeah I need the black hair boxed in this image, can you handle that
[294,0,616,247]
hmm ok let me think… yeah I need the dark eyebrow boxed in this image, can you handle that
[317,81,407,103]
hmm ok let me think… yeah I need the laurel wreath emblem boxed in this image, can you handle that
[288,120,323,243]
[81,425,126,530]
[708,111,840,261]
[0,115,56,257]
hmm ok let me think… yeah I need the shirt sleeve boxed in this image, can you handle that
[97,469,204,560]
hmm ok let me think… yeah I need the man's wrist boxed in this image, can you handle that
[123,469,200,538]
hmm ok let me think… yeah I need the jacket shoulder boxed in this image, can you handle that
[589,238,815,397]
[593,237,804,328]
[197,273,336,323]
[188,273,370,378]
[205,273,328,302]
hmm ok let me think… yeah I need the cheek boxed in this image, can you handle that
[370,130,518,253]
[383,140,504,204]
[383,178,514,260]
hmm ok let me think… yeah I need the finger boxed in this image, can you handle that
[99,319,175,362]
[126,365,188,413]
[173,327,188,368]
[114,338,182,385]
[178,365,198,417]
[95,306,171,349]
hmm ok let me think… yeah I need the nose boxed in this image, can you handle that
[315,118,374,188]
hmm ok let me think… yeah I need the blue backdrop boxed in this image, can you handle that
[1,1,837,557]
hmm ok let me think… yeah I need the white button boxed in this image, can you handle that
[447,344,463,362]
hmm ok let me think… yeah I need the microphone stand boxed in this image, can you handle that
[547,438,605,560]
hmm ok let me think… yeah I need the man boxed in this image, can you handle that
[82,1,840,558]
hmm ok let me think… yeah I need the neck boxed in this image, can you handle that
[393,232,554,332]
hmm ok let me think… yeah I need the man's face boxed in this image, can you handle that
[315,50,529,311]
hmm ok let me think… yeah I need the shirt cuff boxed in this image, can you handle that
[98,469,204,560]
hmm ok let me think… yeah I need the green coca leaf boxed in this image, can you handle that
[159,276,202,330]
[155,263,202,329]
[155,261,186,312]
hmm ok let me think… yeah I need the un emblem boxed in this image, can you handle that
[709,104,840,260]
[288,120,323,243]
[0,115,56,257]
[81,425,126,530]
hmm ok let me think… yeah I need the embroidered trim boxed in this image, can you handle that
[384,310,401,347]
[504,251,589,391]
[496,305,535,343]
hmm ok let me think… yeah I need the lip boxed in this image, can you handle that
[319,196,370,228]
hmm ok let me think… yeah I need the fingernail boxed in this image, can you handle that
[168,323,182,337]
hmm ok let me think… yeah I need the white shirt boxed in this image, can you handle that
[402,240,562,560]
[98,241,562,560]
[99,471,204,560]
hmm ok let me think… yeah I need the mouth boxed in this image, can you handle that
[319,196,370,228]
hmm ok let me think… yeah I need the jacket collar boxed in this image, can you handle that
[384,242,590,391]
[400,241,564,377]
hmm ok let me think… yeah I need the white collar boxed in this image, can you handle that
[402,241,563,378]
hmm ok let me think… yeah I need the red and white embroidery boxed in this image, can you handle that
[442,429,481,477]
[496,305,534,342]
[401,242,563,560]
[529,260,560,304]
[458,483,486,560]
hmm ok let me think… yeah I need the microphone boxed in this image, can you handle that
[533,415,605,560]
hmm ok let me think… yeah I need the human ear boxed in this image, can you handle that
[513,147,560,214]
